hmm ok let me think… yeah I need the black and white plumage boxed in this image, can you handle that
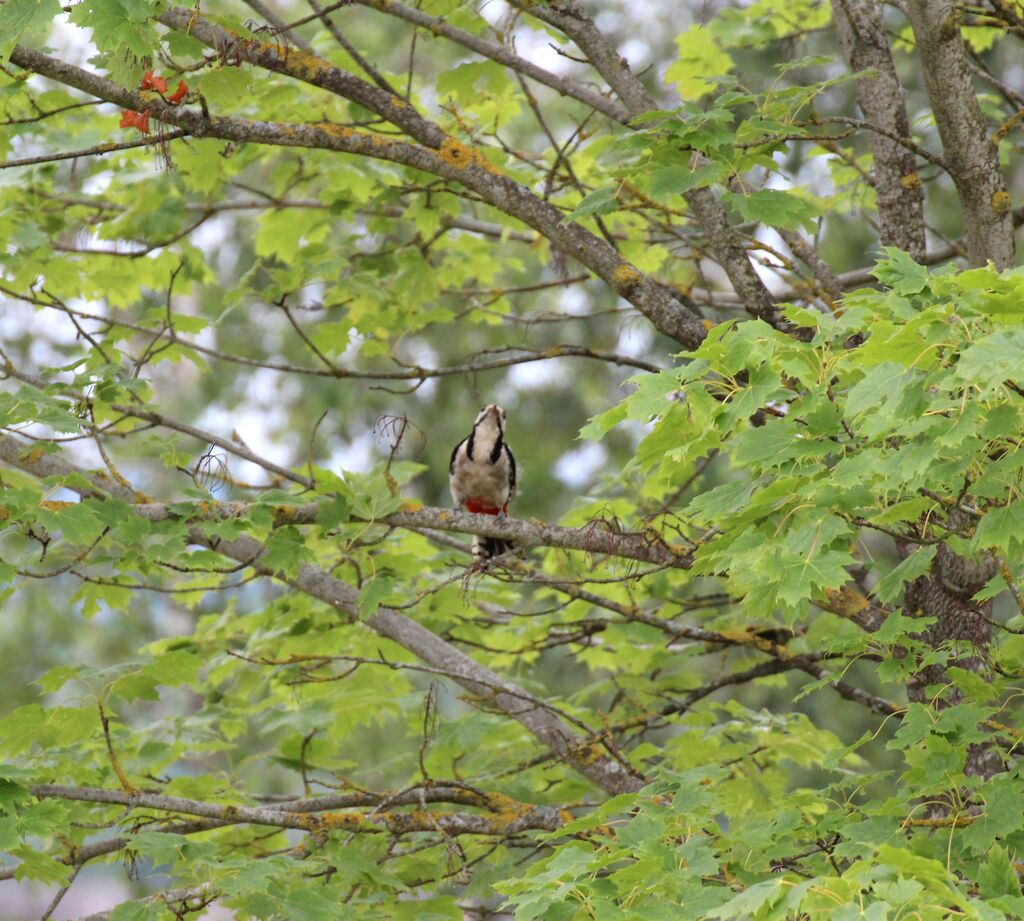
[449,404,517,559]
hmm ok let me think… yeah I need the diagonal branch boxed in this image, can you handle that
[502,0,653,115]
[155,7,435,145]
[351,0,628,121]
[504,0,784,329]
[9,42,703,349]
[240,0,312,50]
[305,0,401,95]
[0,434,645,795]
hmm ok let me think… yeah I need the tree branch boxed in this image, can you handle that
[504,0,785,330]
[831,0,927,259]
[240,0,312,50]
[3,782,565,885]
[0,821,214,883]
[352,0,628,121]
[0,129,190,169]
[30,784,566,835]
[10,39,704,348]
[0,434,645,795]
[906,0,1014,268]
[305,0,400,95]
[110,498,691,568]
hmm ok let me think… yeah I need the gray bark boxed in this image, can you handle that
[907,0,1014,268]
[831,0,927,259]
[32,784,566,834]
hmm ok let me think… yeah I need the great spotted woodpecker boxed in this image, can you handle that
[449,404,516,559]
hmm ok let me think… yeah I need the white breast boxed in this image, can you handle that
[450,439,513,508]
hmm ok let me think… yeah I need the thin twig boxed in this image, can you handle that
[0,130,189,169]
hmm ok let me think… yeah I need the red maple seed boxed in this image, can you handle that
[121,72,188,134]
[139,70,168,94]
[167,80,188,105]
[119,110,151,133]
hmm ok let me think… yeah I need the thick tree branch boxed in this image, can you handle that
[504,0,784,329]
[0,434,645,795]
[113,499,691,568]
[30,784,566,835]
[3,782,565,884]
[906,0,1014,268]
[831,0,927,258]
[9,42,703,348]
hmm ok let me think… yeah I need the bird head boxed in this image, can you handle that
[474,404,506,434]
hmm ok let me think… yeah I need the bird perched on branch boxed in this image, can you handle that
[449,404,516,560]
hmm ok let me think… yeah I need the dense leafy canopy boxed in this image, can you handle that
[0,0,1023,919]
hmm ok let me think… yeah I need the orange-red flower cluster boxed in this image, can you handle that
[119,71,190,134]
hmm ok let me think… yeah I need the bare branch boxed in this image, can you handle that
[240,0,312,50]
[0,129,189,169]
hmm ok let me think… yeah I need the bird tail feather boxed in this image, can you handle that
[473,536,514,560]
